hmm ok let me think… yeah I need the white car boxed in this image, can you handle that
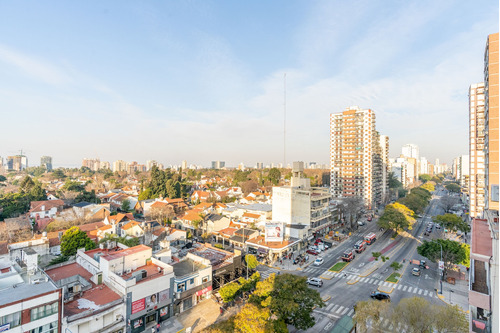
[314,257,324,266]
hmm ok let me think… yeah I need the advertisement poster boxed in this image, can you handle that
[159,307,169,317]
[146,293,158,308]
[131,298,145,314]
[133,318,143,329]
[158,289,169,303]
[265,222,283,242]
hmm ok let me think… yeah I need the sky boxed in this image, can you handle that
[0,0,498,168]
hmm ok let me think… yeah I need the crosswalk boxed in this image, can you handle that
[320,271,438,298]
[316,299,409,332]
[258,268,280,279]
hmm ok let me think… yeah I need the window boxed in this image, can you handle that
[0,312,21,328]
[30,320,58,333]
[190,278,194,285]
[30,302,58,321]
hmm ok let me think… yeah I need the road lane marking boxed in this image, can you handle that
[347,309,354,316]
[378,281,383,285]
[341,307,349,315]
[397,285,402,290]
[368,279,374,283]
[424,290,428,296]
[383,282,390,287]
[413,288,418,294]
[331,305,339,312]
[408,287,413,292]
[418,289,423,295]
[355,276,361,281]
[326,303,334,311]
[335,306,344,314]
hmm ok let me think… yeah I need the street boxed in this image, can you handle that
[257,187,452,332]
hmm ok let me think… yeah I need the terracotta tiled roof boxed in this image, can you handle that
[242,212,260,219]
[151,201,170,208]
[153,227,166,237]
[109,213,134,223]
[122,221,141,230]
[194,202,213,210]
[30,200,64,212]
[218,227,238,237]
[244,196,255,201]
[182,210,203,222]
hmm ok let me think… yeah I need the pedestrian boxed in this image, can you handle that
[157,323,160,333]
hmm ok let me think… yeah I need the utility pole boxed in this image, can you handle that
[283,73,286,168]
[439,242,443,294]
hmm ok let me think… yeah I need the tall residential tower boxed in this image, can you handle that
[330,106,387,209]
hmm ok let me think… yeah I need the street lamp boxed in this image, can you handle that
[439,242,443,295]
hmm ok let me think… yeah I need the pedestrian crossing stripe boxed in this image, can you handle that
[335,306,344,314]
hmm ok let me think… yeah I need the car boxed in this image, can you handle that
[307,277,323,287]
[306,249,319,255]
[314,257,324,266]
[370,291,390,301]
[357,221,365,226]
[436,224,441,229]
[419,260,427,269]
[412,267,421,276]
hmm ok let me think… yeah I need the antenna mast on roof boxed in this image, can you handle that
[284,73,286,169]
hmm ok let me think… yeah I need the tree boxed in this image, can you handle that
[433,303,468,333]
[241,180,258,195]
[342,197,364,230]
[372,252,389,262]
[0,175,6,187]
[388,171,403,189]
[60,226,96,256]
[29,182,47,201]
[148,205,174,225]
[233,304,273,333]
[377,203,414,233]
[51,169,66,179]
[445,183,461,193]
[353,300,390,333]
[219,282,242,303]
[397,194,427,214]
[392,297,435,333]
[433,214,469,233]
[420,182,435,192]
[269,273,324,330]
[390,261,402,271]
[121,199,131,212]
[245,254,259,278]
[418,174,432,182]
[439,195,459,213]
[417,239,470,276]
[138,188,153,200]
[268,168,281,185]
[74,190,100,204]
[19,175,35,193]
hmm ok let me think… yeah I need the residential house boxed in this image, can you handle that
[120,221,144,238]
[29,199,64,219]
[204,214,231,234]
[190,191,212,203]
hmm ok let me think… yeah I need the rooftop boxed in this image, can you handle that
[89,244,151,261]
[235,203,272,212]
[172,259,207,278]
[189,245,233,270]
[471,218,492,258]
[45,262,93,282]
[246,236,300,250]
[121,263,166,284]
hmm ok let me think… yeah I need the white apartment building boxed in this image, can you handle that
[113,160,128,172]
[401,144,419,160]
[273,162,336,238]
[469,83,487,218]
[330,106,386,209]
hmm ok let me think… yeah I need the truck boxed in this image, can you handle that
[364,233,377,245]
[342,249,355,262]
[354,240,366,253]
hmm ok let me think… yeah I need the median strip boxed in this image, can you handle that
[385,272,401,283]
[329,261,349,272]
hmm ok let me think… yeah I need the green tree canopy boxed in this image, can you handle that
[445,183,461,193]
[268,273,324,330]
[377,202,415,233]
[121,199,132,212]
[421,182,435,192]
[388,171,403,189]
[268,168,281,185]
[74,190,101,204]
[51,169,66,179]
[138,188,153,200]
[433,214,469,233]
[60,226,96,256]
[417,239,470,273]
[219,282,243,303]
[418,174,432,182]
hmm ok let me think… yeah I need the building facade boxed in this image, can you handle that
[469,83,487,218]
[40,156,53,171]
[7,155,28,171]
[330,106,386,209]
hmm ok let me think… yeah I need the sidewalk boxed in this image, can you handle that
[160,298,225,333]
[436,266,469,312]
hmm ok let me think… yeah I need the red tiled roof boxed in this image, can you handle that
[471,218,493,258]
[242,213,260,219]
[79,221,105,232]
[30,200,64,212]
[122,221,141,230]
[246,236,298,249]
[64,284,122,317]
[99,244,151,261]
[218,227,238,237]
[182,210,202,222]
[46,262,93,281]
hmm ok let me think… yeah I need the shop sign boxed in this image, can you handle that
[0,324,10,332]
[131,298,145,314]
[196,285,212,296]
[159,306,169,317]
[158,289,170,303]
[133,318,143,329]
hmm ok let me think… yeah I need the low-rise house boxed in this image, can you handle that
[76,245,175,332]
[171,254,212,314]
[0,255,63,333]
[205,214,231,234]
[45,261,126,333]
[229,228,259,249]
[30,199,65,219]
[191,191,212,203]
[120,221,144,238]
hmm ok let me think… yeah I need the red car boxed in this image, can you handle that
[306,249,319,255]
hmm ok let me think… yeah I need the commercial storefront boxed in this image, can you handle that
[129,289,172,333]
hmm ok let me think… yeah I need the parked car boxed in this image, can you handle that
[314,257,324,266]
[419,260,427,269]
[436,224,441,229]
[306,249,319,255]
[412,267,421,276]
[370,291,391,301]
[307,277,323,287]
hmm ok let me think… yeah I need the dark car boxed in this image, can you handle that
[306,249,319,255]
[370,291,391,301]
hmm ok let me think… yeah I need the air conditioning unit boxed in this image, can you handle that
[73,285,81,292]
[126,268,131,274]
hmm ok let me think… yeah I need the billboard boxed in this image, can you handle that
[265,222,283,242]
[131,298,145,314]
[145,293,158,309]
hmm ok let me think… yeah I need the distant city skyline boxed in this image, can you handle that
[0,1,497,167]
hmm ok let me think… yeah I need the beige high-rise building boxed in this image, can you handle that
[485,33,499,211]
[469,82,486,218]
[330,106,386,209]
[113,160,127,172]
[379,135,390,203]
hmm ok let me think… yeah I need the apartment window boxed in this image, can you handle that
[202,276,209,283]
[30,321,58,333]
[190,278,194,285]
[0,312,21,328]
[31,302,58,321]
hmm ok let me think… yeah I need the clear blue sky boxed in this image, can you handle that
[0,0,497,167]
